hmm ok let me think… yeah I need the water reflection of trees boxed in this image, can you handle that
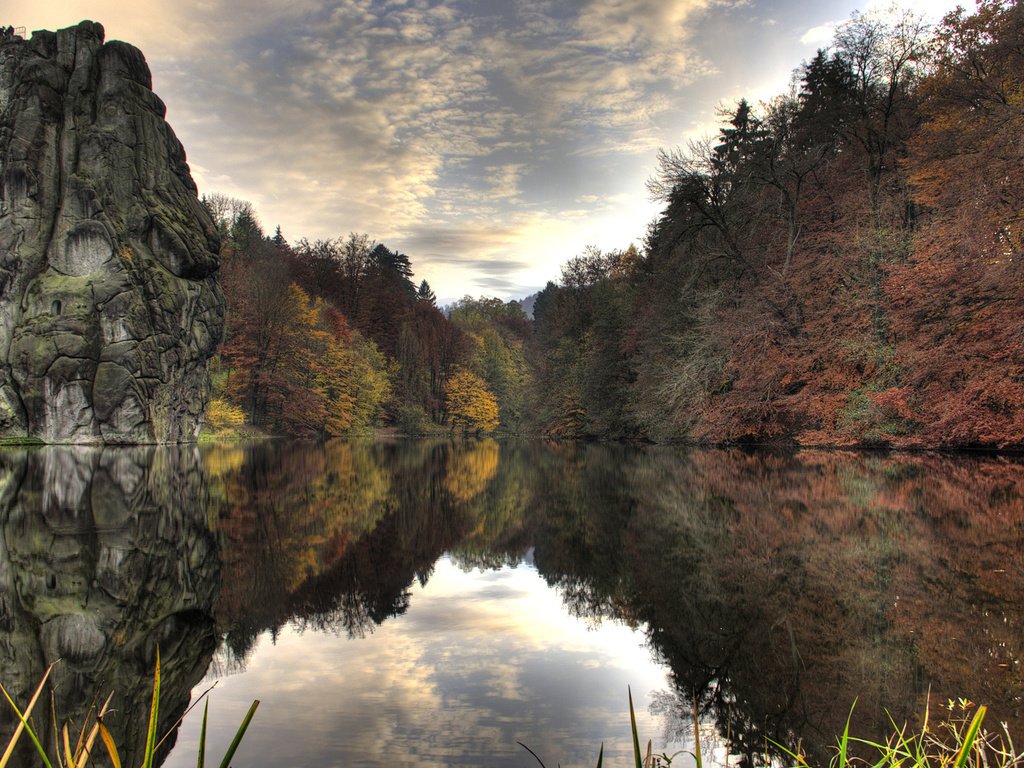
[525,447,1024,766]
[0,446,218,767]
[206,439,1024,766]
[208,439,526,650]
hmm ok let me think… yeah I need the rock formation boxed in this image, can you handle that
[0,21,224,443]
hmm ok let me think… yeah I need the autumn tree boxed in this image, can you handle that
[449,297,532,432]
[444,369,499,434]
[831,8,930,219]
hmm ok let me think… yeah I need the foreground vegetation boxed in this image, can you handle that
[523,693,1021,768]
[6,664,1017,768]
[1,655,257,768]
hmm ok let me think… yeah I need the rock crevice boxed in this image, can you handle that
[0,21,224,443]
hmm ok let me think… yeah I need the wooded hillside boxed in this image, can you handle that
[530,1,1024,448]
[207,2,1024,449]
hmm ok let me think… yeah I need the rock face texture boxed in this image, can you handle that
[0,21,224,443]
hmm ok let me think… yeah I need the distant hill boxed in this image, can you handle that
[518,292,538,319]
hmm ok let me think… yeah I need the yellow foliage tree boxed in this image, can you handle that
[205,398,246,432]
[444,369,500,434]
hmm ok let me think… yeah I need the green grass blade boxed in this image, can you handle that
[692,697,703,768]
[0,680,54,768]
[155,683,219,755]
[628,687,642,768]
[0,662,55,768]
[953,706,987,768]
[197,700,208,768]
[837,699,856,768]
[143,648,161,768]
[216,699,259,768]
[595,742,604,768]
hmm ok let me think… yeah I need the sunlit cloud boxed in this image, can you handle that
[801,21,839,46]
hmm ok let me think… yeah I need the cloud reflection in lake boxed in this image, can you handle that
[166,556,672,768]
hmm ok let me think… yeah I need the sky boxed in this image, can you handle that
[14,0,963,301]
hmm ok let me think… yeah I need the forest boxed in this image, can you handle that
[205,1,1024,449]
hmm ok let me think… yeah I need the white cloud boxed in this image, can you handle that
[801,21,838,46]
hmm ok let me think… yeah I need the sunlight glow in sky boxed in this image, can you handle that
[14,0,963,300]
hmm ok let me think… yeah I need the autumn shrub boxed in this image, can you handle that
[392,403,434,435]
[205,397,247,432]
[837,386,914,444]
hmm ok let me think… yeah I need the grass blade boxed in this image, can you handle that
[155,683,219,755]
[837,699,856,768]
[953,706,987,768]
[692,697,703,768]
[628,687,642,768]
[216,699,259,768]
[516,740,547,768]
[142,648,161,768]
[595,743,603,768]
[63,723,77,768]
[0,662,55,768]
[197,700,208,768]
[0,679,54,768]
[97,724,121,768]
[76,691,114,768]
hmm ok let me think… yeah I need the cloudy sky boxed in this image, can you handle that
[16,0,960,300]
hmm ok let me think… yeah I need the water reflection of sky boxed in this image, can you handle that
[165,556,679,768]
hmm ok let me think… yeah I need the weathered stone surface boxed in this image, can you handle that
[0,21,224,443]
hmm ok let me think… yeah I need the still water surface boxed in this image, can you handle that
[0,440,1021,767]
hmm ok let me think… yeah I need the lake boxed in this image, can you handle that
[0,440,1021,767]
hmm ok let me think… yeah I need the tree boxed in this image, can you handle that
[909,0,1024,250]
[219,240,296,426]
[337,232,375,320]
[444,369,499,434]
[292,237,342,299]
[417,280,436,305]
[831,8,930,219]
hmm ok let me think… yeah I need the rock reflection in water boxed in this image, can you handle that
[201,440,1023,767]
[0,445,218,767]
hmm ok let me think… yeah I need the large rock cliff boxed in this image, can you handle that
[0,21,224,443]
